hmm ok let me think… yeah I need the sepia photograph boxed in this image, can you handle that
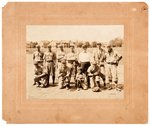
[3,2,148,123]
[26,25,124,99]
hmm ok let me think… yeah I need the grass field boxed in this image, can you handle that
[26,47,124,99]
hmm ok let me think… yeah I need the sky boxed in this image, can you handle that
[26,25,124,43]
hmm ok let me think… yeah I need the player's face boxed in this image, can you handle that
[34,64,38,68]
[79,69,82,73]
[83,47,87,52]
[71,47,74,52]
[107,46,111,52]
[48,47,51,51]
[98,45,102,49]
[60,47,63,51]
[37,47,40,51]
[92,64,96,67]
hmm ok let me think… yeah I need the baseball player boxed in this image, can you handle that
[78,44,91,88]
[43,44,56,86]
[33,61,48,88]
[57,60,71,90]
[56,44,66,69]
[105,43,122,90]
[87,61,101,92]
[33,44,44,66]
[66,45,79,82]
[93,43,106,86]
[76,67,88,91]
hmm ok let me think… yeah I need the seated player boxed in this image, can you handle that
[87,61,101,92]
[76,67,88,91]
[33,61,48,88]
[57,60,71,90]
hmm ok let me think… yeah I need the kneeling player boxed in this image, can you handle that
[58,60,71,90]
[76,67,88,91]
[33,61,48,88]
[87,61,101,92]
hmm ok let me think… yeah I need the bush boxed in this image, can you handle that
[30,41,38,48]
[110,38,123,47]
[76,41,83,48]
[91,41,97,47]
[42,41,50,48]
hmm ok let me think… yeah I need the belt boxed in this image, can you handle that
[107,62,117,65]
[100,64,104,67]
[36,60,43,63]
[80,61,90,63]
[46,60,53,62]
[68,60,75,63]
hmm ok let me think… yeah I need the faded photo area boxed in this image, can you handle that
[26,25,124,99]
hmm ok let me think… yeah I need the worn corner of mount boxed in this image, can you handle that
[1,1,8,8]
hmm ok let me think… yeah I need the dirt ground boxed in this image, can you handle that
[26,47,124,99]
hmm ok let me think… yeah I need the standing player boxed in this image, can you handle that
[105,43,122,90]
[43,44,56,86]
[33,44,44,66]
[66,45,79,83]
[93,43,106,86]
[78,44,91,88]
[56,44,66,69]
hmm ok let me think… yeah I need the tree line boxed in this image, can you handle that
[26,38,123,48]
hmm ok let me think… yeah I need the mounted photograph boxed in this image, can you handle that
[26,25,124,99]
[3,2,148,124]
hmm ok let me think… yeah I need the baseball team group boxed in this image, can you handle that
[32,43,123,92]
